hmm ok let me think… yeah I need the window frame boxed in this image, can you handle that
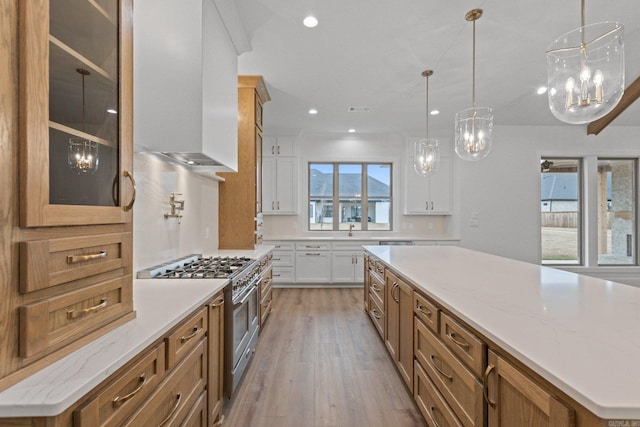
[308,161,393,232]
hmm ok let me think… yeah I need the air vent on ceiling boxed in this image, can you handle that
[348,106,371,113]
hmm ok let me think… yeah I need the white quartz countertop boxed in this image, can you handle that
[0,245,274,418]
[364,245,640,420]
[264,235,459,242]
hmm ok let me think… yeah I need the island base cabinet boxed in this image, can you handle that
[414,360,464,427]
[486,350,575,427]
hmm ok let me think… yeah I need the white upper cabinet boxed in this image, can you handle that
[133,0,246,171]
[405,141,452,215]
[263,136,297,157]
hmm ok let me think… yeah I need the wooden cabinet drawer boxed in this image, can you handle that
[20,232,131,293]
[19,275,134,359]
[416,318,484,427]
[74,343,166,427]
[414,291,439,334]
[368,292,385,339]
[369,271,385,309]
[373,260,385,278]
[260,286,273,327]
[123,338,207,427]
[181,391,207,427]
[414,359,464,427]
[440,313,486,378]
[259,254,272,272]
[165,307,207,371]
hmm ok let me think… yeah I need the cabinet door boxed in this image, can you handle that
[429,156,452,214]
[275,157,297,213]
[486,350,575,427]
[295,252,331,283]
[405,160,431,214]
[385,273,400,360]
[397,279,413,391]
[20,0,134,227]
[353,252,365,283]
[331,252,356,282]
[274,136,296,156]
[263,136,277,157]
[405,156,451,215]
[262,157,277,213]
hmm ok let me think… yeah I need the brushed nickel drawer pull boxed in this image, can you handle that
[392,282,400,303]
[305,253,321,256]
[67,298,108,320]
[210,297,224,307]
[112,373,146,407]
[123,170,136,211]
[417,304,432,317]
[159,392,182,426]
[429,354,453,381]
[371,283,381,292]
[263,300,272,306]
[483,364,496,407]
[448,331,470,349]
[376,266,384,273]
[429,406,443,427]
[305,245,321,248]
[180,326,200,343]
[371,309,381,320]
[213,415,225,426]
[66,250,107,264]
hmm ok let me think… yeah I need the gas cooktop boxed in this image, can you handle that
[137,254,256,279]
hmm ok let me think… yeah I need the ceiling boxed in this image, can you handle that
[234,0,640,138]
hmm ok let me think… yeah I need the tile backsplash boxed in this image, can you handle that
[132,153,219,271]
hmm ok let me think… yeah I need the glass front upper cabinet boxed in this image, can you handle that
[20,0,134,227]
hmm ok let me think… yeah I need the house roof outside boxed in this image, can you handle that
[310,168,390,198]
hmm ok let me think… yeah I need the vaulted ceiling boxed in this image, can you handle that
[234,0,640,137]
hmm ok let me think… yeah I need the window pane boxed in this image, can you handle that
[598,159,636,265]
[310,164,333,197]
[367,164,391,197]
[368,199,391,230]
[309,198,333,230]
[338,164,362,197]
[339,199,362,230]
[541,159,580,264]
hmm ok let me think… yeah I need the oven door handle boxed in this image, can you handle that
[233,283,258,309]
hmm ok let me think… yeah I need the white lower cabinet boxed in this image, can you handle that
[331,252,364,282]
[268,241,296,284]
[295,251,331,283]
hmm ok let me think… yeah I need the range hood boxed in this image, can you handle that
[133,0,251,173]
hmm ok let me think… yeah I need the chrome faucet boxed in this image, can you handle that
[164,192,185,223]
[348,223,355,237]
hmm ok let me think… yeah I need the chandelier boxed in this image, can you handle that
[68,68,99,174]
[455,9,493,162]
[546,0,624,124]
[414,70,439,177]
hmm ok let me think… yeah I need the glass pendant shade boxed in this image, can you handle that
[454,107,493,161]
[546,22,624,124]
[414,139,439,177]
[68,137,99,174]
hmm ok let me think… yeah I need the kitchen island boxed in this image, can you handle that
[364,245,640,425]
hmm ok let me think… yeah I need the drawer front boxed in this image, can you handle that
[372,260,385,280]
[260,287,273,327]
[271,266,295,283]
[440,313,486,378]
[416,319,484,427]
[295,241,331,251]
[74,343,166,427]
[267,241,295,251]
[414,359,464,427]
[181,392,207,427]
[124,338,207,427]
[20,275,134,358]
[368,292,385,339]
[271,251,294,267]
[414,292,440,334]
[369,272,385,309]
[331,241,368,251]
[260,275,273,298]
[20,232,131,293]
[165,307,208,371]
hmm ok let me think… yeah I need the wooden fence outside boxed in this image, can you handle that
[541,212,613,228]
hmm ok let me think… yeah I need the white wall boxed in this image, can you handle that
[132,153,219,271]
[262,132,452,239]
[455,124,640,284]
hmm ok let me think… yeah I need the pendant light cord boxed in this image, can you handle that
[425,74,429,139]
[472,18,476,109]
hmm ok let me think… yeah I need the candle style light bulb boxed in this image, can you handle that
[593,69,604,103]
[565,77,576,109]
[580,65,591,105]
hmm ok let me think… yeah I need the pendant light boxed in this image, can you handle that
[68,68,99,174]
[546,0,624,124]
[455,9,493,162]
[414,70,439,177]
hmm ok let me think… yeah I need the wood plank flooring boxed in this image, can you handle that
[223,288,426,427]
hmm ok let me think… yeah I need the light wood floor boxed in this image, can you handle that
[223,288,426,427]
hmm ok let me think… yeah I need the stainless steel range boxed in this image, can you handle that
[137,254,261,398]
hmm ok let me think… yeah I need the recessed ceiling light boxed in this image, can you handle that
[308,108,318,115]
[348,129,356,133]
[107,108,118,114]
[430,110,440,115]
[537,86,548,95]
[187,160,195,165]
[303,16,318,28]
